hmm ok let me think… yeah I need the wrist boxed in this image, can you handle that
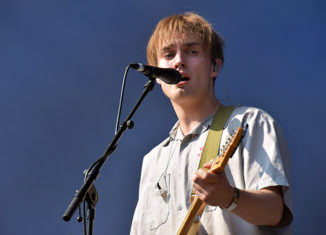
[223,187,240,212]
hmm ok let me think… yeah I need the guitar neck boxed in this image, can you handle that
[210,126,244,173]
[177,196,204,235]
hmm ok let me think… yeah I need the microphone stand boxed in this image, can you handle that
[62,78,156,234]
[85,183,98,235]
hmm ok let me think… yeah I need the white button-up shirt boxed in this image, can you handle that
[131,106,292,235]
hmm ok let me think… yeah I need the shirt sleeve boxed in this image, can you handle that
[241,108,290,190]
[226,106,293,229]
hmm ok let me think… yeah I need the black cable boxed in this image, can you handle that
[84,64,131,180]
[115,64,131,134]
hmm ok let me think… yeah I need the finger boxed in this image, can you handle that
[203,159,214,169]
[193,172,220,196]
[192,178,218,204]
[193,172,212,192]
[196,169,222,184]
[192,178,209,202]
[193,171,207,187]
[192,187,207,202]
[192,180,206,195]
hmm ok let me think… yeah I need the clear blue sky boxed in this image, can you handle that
[1,1,325,234]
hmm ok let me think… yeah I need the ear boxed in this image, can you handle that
[210,58,221,78]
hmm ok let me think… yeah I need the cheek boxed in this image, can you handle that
[160,82,170,91]
[160,83,171,98]
[157,59,165,67]
[158,59,172,68]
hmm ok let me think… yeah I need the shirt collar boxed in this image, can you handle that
[163,113,215,146]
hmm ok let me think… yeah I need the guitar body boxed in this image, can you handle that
[177,124,248,235]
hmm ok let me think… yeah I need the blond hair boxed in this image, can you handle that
[147,12,224,66]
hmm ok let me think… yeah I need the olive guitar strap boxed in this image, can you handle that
[188,105,235,231]
[198,105,236,172]
[187,105,235,235]
[184,105,238,235]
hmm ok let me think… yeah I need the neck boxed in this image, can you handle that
[172,97,222,136]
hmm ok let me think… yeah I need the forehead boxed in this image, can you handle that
[158,32,203,51]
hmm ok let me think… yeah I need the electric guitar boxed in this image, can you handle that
[177,124,248,235]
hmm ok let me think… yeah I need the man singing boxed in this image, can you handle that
[131,12,292,234]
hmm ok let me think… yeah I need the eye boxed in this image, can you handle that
[187,48,199,55]
[163,52,175,59]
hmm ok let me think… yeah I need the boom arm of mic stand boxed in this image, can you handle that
[62,78,155,222]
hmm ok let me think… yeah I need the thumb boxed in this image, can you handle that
[203,159,214,169]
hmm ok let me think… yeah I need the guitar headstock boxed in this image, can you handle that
[210,124,248,173]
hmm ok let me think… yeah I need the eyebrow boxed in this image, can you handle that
[184,42,201,47]
[161,41,201,52]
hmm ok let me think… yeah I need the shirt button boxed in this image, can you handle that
[177,205,182,210]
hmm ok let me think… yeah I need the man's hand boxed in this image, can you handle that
[192,160,284,227]
[192,160,234,208]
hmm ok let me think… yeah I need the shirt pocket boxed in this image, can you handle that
[144,184,170,231]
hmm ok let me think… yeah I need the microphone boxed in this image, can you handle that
[130,63,184,84]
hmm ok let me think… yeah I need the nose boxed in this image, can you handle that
[173,51,185,70]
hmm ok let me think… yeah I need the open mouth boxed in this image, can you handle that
[176,75,190,85]
[177,77,190,85]
[180,75,190,82]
